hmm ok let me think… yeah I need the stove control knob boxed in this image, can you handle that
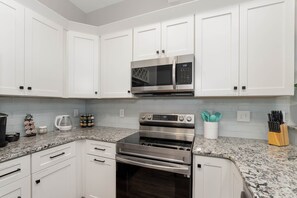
[179,116,184,121]
[186,116,192,122]
[141,115,146,120]
[147,115,152,120]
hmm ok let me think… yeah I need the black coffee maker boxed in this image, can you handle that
[0,113,8,147]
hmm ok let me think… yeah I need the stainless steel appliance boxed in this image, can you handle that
[116,113,195,198]
[0,113,8,147]
[131,54,194,96]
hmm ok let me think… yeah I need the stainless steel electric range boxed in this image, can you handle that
[116,113,195,198]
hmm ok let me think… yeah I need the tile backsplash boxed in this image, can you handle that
[86,97,290,140]
[0,95,294,140]
[0,97,85,135]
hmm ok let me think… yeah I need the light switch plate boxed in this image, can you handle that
[237,111,250,122]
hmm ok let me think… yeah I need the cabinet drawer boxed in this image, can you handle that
[0,156,30,188]
[86,140,116,159]
[32,142,76,173]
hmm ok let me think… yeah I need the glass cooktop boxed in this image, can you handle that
[118,132,192,151]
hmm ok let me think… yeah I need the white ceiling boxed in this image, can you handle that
[69,0,125,13]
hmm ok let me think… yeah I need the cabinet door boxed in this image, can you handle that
[0,0,24,96]
[25,9,63,97]
[231,163,243,198]
[196,7,239,96]
[67,31,99,98]
[161,16,194,57]
[133,23,161,61]
[0,176,30,198]
[239,0,295,96]
[193,156,231,198]
[101,30,133,98]
[32,158,76,198]
[85,155,115,198]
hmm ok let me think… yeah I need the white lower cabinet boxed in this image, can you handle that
[193,156,231,198]
[0,176,30,198]
[231,162,243,198]
[85,155,116,198]
[32,158,76,198]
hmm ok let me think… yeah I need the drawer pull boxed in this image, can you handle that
[0,168,21,178]
[94,147,106,151]
[49,152,65,159]
[17,196,21,198]
[35,179,41,184]
[94,159,105,163]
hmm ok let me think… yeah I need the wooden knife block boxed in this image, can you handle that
[268,124,289,146]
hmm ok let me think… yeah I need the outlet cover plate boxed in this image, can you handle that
[237,111,250,122]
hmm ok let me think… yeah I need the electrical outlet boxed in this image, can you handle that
[237,111,250,122]
[120,109,125,118]
[73,109,79,117]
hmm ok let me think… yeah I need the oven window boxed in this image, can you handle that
[132,65,173,87]
[116,162,191,198]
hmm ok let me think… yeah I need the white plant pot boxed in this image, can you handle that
[204,121,219,139]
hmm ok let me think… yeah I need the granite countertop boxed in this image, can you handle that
[0,126,137,163]
[193,136,297,198]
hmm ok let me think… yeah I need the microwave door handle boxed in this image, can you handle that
[172,58,176,90]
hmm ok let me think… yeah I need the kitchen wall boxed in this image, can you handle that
[0,97,85,136]
[86,97,290,140]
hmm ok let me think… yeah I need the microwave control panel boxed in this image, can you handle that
[176,63,192,85]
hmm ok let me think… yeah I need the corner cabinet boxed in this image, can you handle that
[67,31,99,98]
[100,30,133,98]
[196,0,295,97]
[25,9,63,97]
[0,0,25,96]
[239,0,295,96]
[133,16,194,61]
[193,156,231,198]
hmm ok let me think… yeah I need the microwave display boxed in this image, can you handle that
[176,62,192,85]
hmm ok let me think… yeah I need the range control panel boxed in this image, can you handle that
[139,113,195,126]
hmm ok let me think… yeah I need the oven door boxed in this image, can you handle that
[131,57,175,94]
[116,154,192,198]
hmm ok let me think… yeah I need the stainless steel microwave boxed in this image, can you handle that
[131,54,194,96]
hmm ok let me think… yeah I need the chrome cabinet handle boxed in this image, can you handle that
[50,152,65,159]
[0,168,21,178]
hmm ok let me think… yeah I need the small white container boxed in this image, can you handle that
[38,126,48,134]
[204,121,219,139]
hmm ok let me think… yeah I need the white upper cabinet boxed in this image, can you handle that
[25,9,63,97]
[0,0,25,96]
[101,30,133,98]
[239,0,295,96]
[133,24,161,61]
[67,31,99,98]
[162,16,194,57]
[195,6,239,97]
[133,16,194,61]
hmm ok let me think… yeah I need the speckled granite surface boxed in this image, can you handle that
[193,136,297,198]
[0,126,137,163]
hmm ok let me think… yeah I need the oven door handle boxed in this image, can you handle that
[116,155,190,176]
[172,58,177,90]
